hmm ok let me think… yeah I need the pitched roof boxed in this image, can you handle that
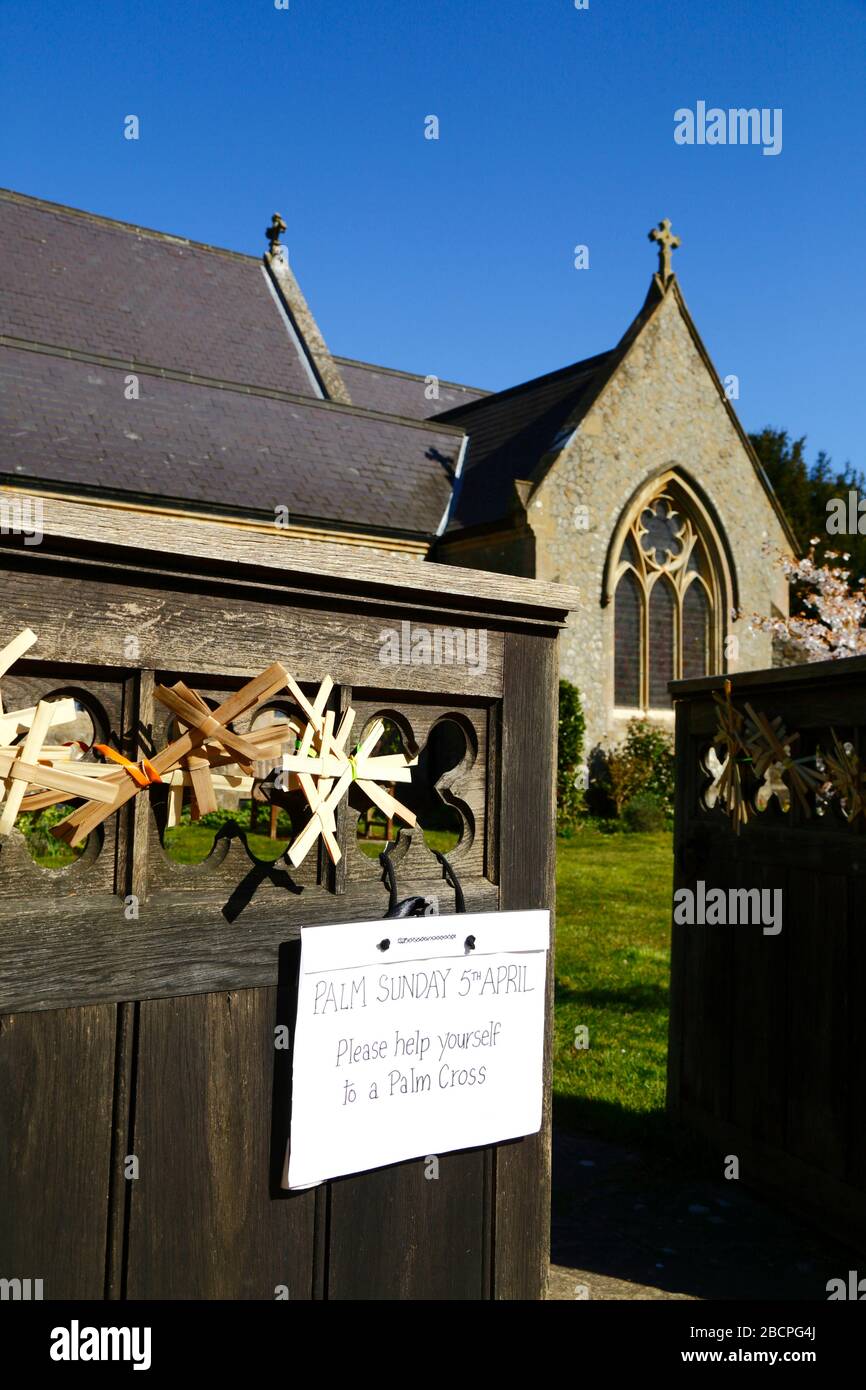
[1,341,462,535]
[0,189,464,539]
[435,350,615,530]
[0,190,796,555]
[0,191,320,395]
[334,357,488,420]
[436,275,798,551]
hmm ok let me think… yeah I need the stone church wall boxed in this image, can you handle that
[530,289,792,755]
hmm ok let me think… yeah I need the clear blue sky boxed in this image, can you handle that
[2,0,864,472]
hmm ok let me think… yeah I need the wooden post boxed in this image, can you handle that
[494,630,558,1300]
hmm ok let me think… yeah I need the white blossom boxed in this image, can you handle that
[750,547,866,660]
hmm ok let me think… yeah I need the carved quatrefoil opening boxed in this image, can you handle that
[354,715,419,857]
[161,694,228,865]
[699,743,728,813]
[160,698,309,866]
[246,702,310,860]
[353,713,474,860]
[421,717,476,856]
[754,759,791,815]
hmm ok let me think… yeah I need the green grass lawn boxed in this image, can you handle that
[27,820,459,868]
[357,827,457,858]
[163,823,459,863]
[163,824,290,863]
[554,829,674,1145]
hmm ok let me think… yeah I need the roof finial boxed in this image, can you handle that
[648,218,680,284]
[266,212,287,256]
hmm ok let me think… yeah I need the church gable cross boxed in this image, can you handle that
[266,212,287,256]
[648,218,681,283]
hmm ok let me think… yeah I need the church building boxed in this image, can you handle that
[0,190,794,753]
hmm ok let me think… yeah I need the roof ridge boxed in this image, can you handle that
[667,278,799,553]
[0,186,259,264]
[433,348,616,418]
[523,278,670,496]
[334,354,490,396]
[0,335,469,436]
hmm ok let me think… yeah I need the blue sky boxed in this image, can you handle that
[2,0,864,471]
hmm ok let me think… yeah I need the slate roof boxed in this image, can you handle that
[0,190,464,538]
[4,190,786,554]
[334,357,488,420]
[0,193,318,395]
[1,342,461,533]
[436,351,615,530]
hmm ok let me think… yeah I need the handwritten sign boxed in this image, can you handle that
[283,910,549,1188]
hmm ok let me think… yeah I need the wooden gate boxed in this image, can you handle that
[668,657,866,1250]
[0,500,576,1299]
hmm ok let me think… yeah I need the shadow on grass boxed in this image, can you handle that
[553,1092,676,1155]
[554,980,669,1013]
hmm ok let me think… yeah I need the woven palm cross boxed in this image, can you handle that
[742,702,821,817]
[0,698,120,835]
[710,680,751,832]
[270,675,418,868]
[820,731,866,824]
[152,680,294,821]
[53,663,291,847]
[2,629,419,865]
[0,629,121,835]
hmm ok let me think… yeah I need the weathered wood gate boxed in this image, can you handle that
[669,657,866,1250]
[0,499,576,1300]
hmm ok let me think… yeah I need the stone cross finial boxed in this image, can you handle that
[648,218,681,283]
[266,213,287,255]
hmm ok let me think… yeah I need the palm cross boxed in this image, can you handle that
[0,629,118,836]
[1,627,418,867]
[270,675,417,868]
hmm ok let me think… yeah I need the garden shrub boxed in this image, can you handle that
[622,790,666,833]
[605,745,647,817]
[557,679,586,833]
[601,718,676,822]
[620,719,675,816]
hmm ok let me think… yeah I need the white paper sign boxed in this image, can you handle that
[284,910,549,1189]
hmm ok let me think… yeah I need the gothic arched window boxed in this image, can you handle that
[611,483,725,710]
